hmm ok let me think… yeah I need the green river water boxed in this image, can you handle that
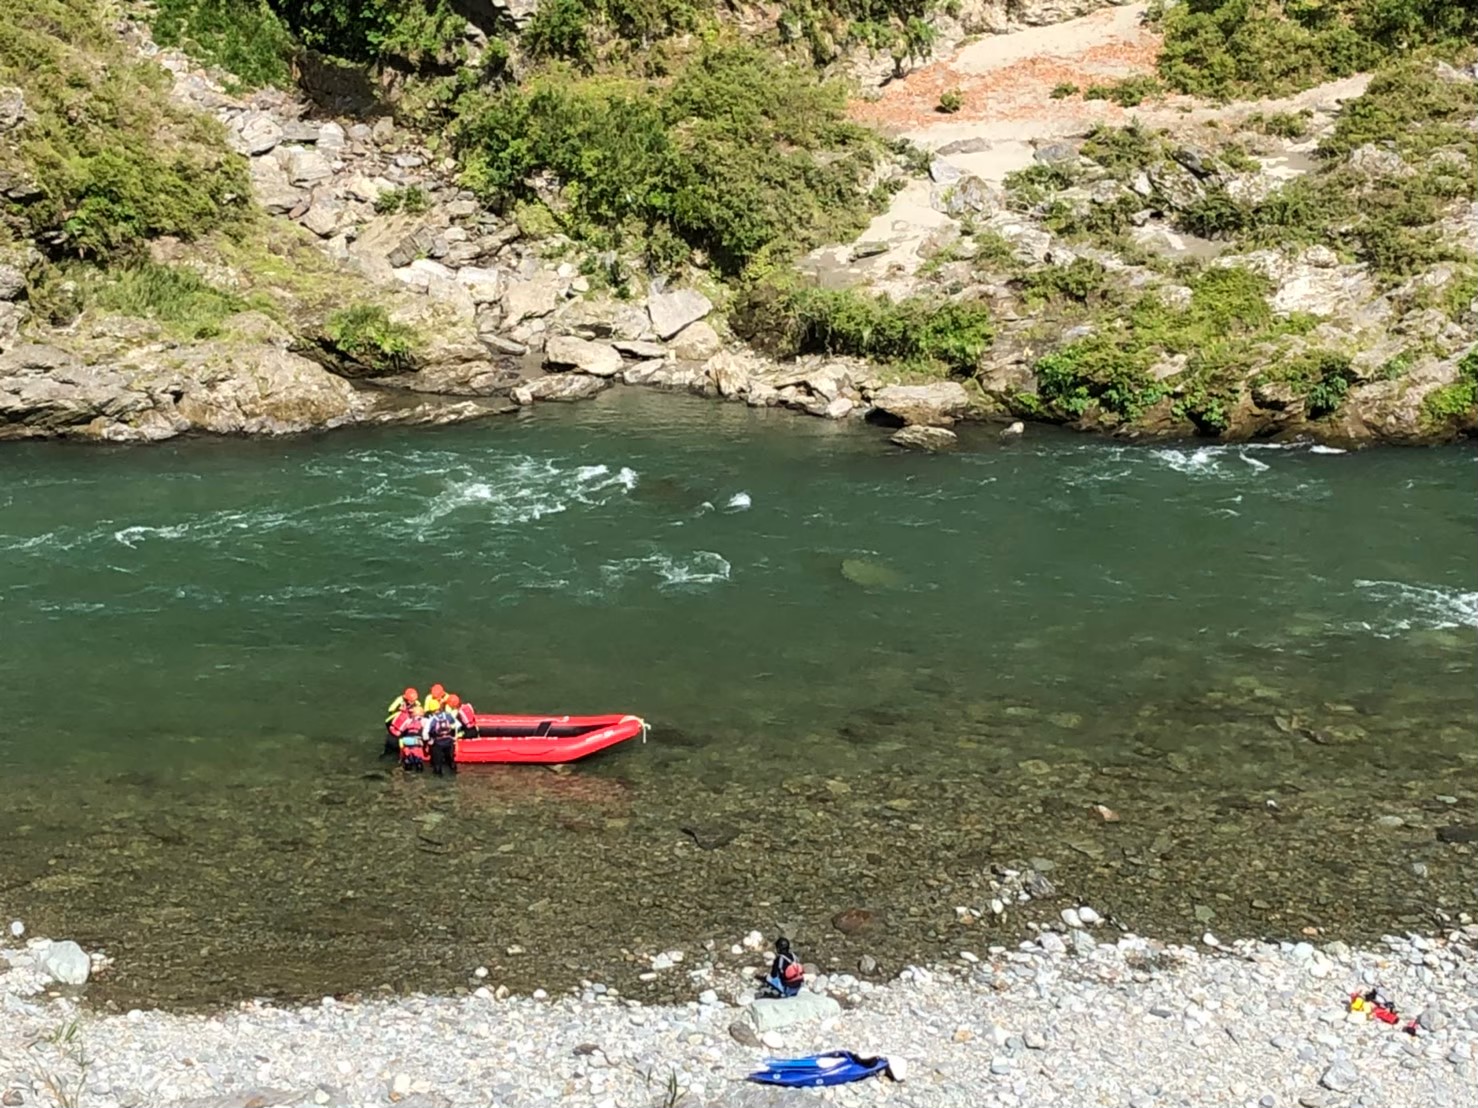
[2,391,1475,1009]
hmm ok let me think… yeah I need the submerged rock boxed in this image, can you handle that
[840,559,904,590]
[890,425,958,451]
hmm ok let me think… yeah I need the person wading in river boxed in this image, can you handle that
[384,687,419,757]
[425,703,458,776]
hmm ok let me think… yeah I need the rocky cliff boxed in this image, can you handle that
[0,0,1473,447]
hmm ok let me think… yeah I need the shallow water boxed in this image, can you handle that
[2,392,1474,1008]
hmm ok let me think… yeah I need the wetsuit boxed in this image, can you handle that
[764,951,802,998]
[426,711,458,776]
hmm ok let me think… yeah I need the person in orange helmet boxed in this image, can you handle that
[447,693,478,739]
[424,683,447,713]
[383,686,419,757]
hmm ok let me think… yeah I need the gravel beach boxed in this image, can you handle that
[3,913,1475,1108]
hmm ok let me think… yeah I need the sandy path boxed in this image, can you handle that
[821,4,1372,289]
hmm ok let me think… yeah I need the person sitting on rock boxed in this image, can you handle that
[425,703,459,776]
[760,937,805,999]
[447,693,478,738]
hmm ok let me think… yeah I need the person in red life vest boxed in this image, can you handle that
[397,705,428,772]
[425,702,458,776]
[446,693,478,738]
[383,687,419,757]
[760,937,805,998]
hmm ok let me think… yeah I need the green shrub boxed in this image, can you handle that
[1421,348,1478,427]
[1050,81,1078,99]
[324,304,417,370]
[1033,338,1164,420]
[1003,162,1079,209]
[735,277,993,373]
[1261,349,1355,417]
[150,0,295,89]
[1085,75,1163,107]
[452,45,880,275]
[0,0,250,261]
[1253,110,1311,139]
[1081,121,1165,176]
[522,0,595,63]
[1018,258,1113,306]
[87,262,248,338]
[269,0,468,67]
[1156,0,1478,100]
[373,185,430,214]
[1318,57,1478,162]
[937,88,963,113]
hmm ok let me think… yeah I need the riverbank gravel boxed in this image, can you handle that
[2,921,1475,1108]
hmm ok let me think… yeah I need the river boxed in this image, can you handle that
[2,391,1474,1008]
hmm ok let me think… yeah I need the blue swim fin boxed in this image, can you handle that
[748,1051,890,1087]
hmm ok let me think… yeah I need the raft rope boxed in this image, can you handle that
[623,714,650,744]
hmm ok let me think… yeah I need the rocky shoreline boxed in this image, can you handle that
[4,916,1476,1108]
[2,6,1472,449]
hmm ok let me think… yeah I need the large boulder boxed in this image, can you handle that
[891,425,959,451]
[503,275,562,327]
[648,288,713,340]
[552,296,650,341]
[705,351,753,398]
[513,373,611,403]
[248,156,306,216]
[671,320,722,362]
[544,335,623,377]
[0,86,25,132]
[746,991,842,1033]
[869,381,972,426]
[37,940,90,986]
[232,111,283,156]
[280,146,334,188]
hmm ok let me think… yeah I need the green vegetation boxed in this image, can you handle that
[1246,110,1312,139]
[1034,340,1166,421]
[270,0,469,68]
[1258,349,1355,417]
[323,303,417,370]
[87,262,249,338]
[1022,265,1332,430]
[1422,348,1478,428]
[0,0,249,262]
[1155,0,1478,99]
[151,0,296,89]
[1082,75,1162,107]
[1050,81,1079,99]
[373,185,430,214]
[452,45,882,275]
[936,88,963,114]
[735,277,993,374]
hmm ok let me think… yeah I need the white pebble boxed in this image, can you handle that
[474,966,489,978]
[8,920,22,938]
[760,1030,785,1049]
[1078,906,1101,926]
[532,988,548,1000]
[1061,908,1083,929]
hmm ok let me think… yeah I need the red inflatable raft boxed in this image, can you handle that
[455,713,647,764]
